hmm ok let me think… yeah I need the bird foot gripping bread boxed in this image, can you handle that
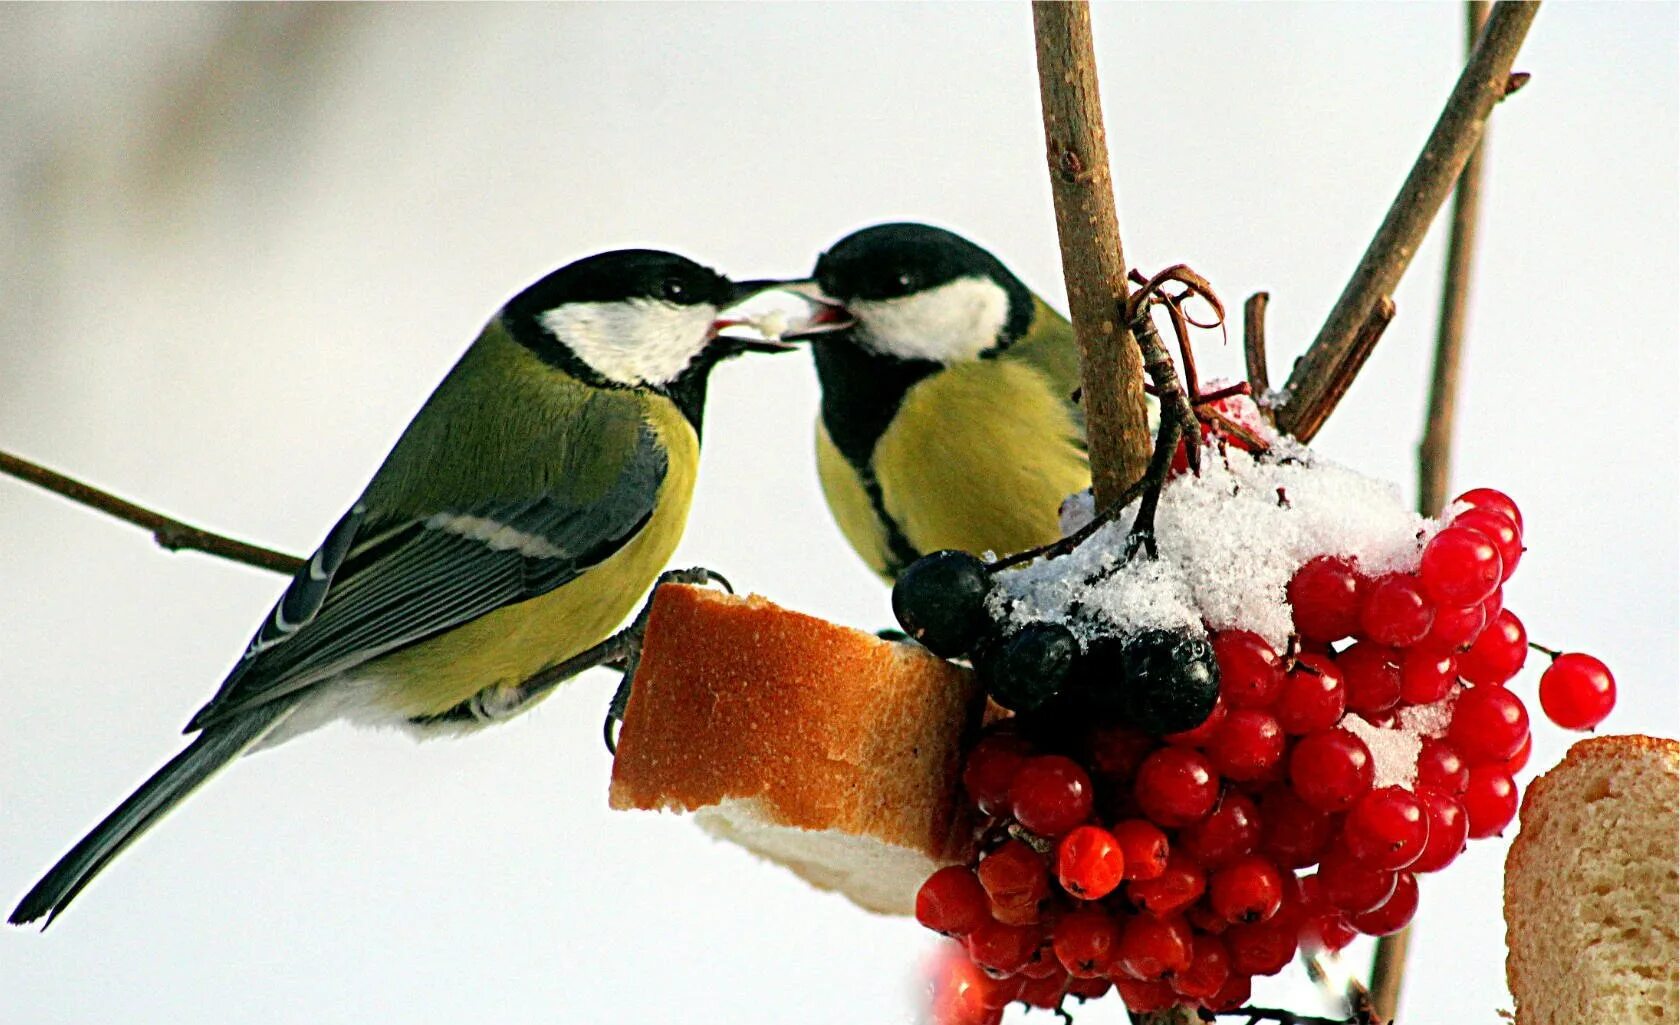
[607,584,982,915]
[1505,734,1679,1025]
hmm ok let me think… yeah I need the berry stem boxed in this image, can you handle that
[1527,641,1561,660]
[984,475,1150,571]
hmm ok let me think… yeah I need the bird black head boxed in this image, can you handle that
[501,249,791,426]
[792,223,1036,363]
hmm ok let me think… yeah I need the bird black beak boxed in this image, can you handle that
[709,279,801,354]
[771,280,856,340]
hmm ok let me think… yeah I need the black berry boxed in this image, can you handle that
[891,550,994,658]
[978,621,1079,713]
[1119,629,1221,736]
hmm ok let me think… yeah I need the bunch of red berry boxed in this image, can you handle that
[914,488,1617,1023]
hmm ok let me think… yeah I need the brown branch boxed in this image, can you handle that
[0,448,303,574]
[1275,0,1539,439]
[1381,3,1497,1015]
[1285,296,1396,444]
[1244,291,1272,407]
[1032,0,1153,509]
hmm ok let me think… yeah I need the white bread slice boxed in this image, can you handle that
[608,584,982,915]
[1505,734,1680,1024]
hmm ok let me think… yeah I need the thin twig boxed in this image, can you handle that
[1285,296,1396,444]
[0,448,303,574]
[1380,2,1498,1016]
[1416,0,1494,518]
[1244,292,1272,411]
[1275,0,1539,439]
[1032,0,1153,508]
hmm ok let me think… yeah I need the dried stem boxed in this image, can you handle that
[1032,0,1153,508]
[0,448,303,574]
[1275,0,1538,439]
[1379,2,1498,1016]
[1244,291,1273,409]
[1286,296,1397,444]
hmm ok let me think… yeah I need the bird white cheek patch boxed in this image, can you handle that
[540,300,717,386]
[852,276,1010,364]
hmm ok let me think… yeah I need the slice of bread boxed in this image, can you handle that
[608,584,982,915]
[1504,733,1679,1024]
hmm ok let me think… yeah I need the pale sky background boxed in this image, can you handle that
[1,4,1675,1024]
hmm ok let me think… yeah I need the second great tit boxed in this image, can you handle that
[786,223,1090,580]
[11,249,790,926]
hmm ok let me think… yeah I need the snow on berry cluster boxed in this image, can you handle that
[893,410,1617,1023]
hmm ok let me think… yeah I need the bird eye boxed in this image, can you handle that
[661,278,686,301]
[896,272,915,291]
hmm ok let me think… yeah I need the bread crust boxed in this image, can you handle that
[609,585,982,911]
[1505,734,1680,1024]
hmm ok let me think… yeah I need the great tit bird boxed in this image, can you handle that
[11,249,790,926]
[786,223,1090,580]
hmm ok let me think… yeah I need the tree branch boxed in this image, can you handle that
[1032,0,1153,509]
[1244,291,1273,406]
[1275,0,1538,439]
[0,448,303,574]
[1378,3,1497,1016]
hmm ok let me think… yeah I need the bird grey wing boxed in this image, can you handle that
[186,427,668,730]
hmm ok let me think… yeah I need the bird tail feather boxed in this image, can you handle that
[10,700,297,927]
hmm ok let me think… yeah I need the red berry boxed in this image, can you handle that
[976,839,1050,912]
[1349,871,1419,936]
[1337,642,1404,717]
[1178,792,1261,869]
[1065,976,1110,1001]
[917,866,991,936]
[1052,908,1121,978]
[1208,708,1287,782]
[1419,527,1503,607]
[1115,914,1193,981]
[1017,967,1071,1009]
[1409,788,1470,873]
[1539,653,1617,730]
[1205,970,1254,1012]
[1420,601,1488,654]
[1112,976,1177,1013]
[1086,724,1156,780]
[1187,900,1232,936]
[1162,697,1226,748]
[1009,755,1094,837]
[1225,913,1300,976]
[1020,940,1061,978]
[1449,684,1531,763]
[1315,847,1397,914]
[1481,587,1505,625]
[1111,819,1170,881]
[1172,933,1232,1001]
[1056,825,1125,900]
[1505,732,1533,775]
[1463,765,1519,837]
[1134,747,1220,827]
[1454,487,1523,534]
[1274,654,1346,734]
[1288,556,1363,643]
[1126,851,1206,918]
[1341,786,1430,870]
[1289,728,1375,812]
[1209,854,1285,924]
[1213,630,1285,708]
[963,735,1032,815]
[1300,906,1359,954]
[930,949,1009,1025]
[1359,573,1436,647]
[1259,785,1337,869]
[1459,609,1527,685]
[1415,737,1470,795]
[1400,649,1457,706]
[966,919,1038,976]
[1453,508,1523,582]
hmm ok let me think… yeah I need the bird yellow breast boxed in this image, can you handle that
[369,399,700,721]
[872,359,1088,564]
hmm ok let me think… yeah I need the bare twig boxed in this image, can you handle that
[1275,0,1539,439]
[1416,0,1494,518]
[1285,296,1396,444]
[1244,292,1273,410]
[1381,2,1498,1016]
[0,448,303,574]
[1032,0,1153,508]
